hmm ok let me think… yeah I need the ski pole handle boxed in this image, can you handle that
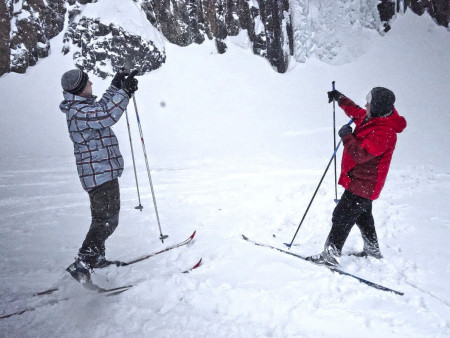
[332,80,338,201]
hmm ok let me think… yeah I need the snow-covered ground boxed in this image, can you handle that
[1,8,450,338]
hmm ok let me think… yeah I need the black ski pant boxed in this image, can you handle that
[325,189,380,255]
[79,179,120,264]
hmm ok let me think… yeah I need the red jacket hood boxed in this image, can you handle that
[370,108,407,134]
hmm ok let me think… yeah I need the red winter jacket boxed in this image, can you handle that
[338,97,407,200]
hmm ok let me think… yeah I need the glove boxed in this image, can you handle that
[338,124,352,138]
[111,70,129,89]
[122,70,139,98]
[328,90,343,103]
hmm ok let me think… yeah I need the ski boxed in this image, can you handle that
[0,257,202,320]
[0,297,69,320]
[77,281,133,294]
[32,231,198,297]
[242,234,404,296]
[182,257,203,273]
[79,230,198,268]
[0,285,130,320]
[0,230,197,319]
[119,230,197,266]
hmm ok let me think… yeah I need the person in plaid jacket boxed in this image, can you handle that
[60,68,138,285]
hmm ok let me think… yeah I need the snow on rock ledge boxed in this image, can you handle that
[62,16,166,78]
[62,0,165,78]
[0,0,448,77]
[1,0,66,76]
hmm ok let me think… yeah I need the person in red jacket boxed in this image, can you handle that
[307,87,407,267]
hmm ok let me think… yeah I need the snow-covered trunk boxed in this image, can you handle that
[214,0,228,53]
[225,0,240,36]
[377,0,397,32]
[244,0,267,58]
[186,0,205,44]
[257,0,292,73]
[0,0,11,76]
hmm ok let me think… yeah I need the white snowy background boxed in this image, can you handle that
[1,1,450,337]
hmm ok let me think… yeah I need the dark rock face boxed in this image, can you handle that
[0,1,10,76]
[378,0,397,32]
[257,0,292,73]
[143,0,199,46]
[140,0,447,72]
[7,0,66,74]
[378,0,449,30]
[62,17,166,78]
[0,0,448,77]
[406,0,450,27]
[143,0,293,72]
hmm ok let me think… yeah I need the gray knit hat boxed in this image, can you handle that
[61,69,89,95]
[366,87,395,117]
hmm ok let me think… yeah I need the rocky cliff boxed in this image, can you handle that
[1,0,66,75]
[1,0,449,77]
[61,8,166,78]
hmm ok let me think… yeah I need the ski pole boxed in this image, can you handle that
[286,119,353,249]
[132,94,169,243]
[332,81,338,203]
[120,68,143,211]
[124,108,143,211]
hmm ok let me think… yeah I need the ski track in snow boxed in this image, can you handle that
[1,159,449,337]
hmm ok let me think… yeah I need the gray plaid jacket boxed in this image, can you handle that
[60,86,129,191]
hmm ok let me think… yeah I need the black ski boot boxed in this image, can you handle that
[351,250,383,259]
[66,259,92,285]
[91,256,122,268]
[90,243,123,268]
[351,236,383,259]
[306,244,340,267]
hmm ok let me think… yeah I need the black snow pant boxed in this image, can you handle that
[78,179,120,265]
[325,189,380,255]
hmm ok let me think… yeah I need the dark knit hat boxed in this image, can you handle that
[61,69,89,95]
[366,87,395,117]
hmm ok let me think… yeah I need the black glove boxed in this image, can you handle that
[122,70,139,98]
[338,124,352,138]
[111,70,129,89]
[328,90,343,103]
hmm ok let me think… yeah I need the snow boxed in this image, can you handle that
[81,0,165,50]
[1,7,450,338]
[289,0,382,64]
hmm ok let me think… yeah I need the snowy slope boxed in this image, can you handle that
[1,9,450,338]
